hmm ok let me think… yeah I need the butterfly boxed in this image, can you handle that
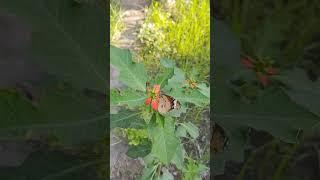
[146,82,181,114]
[211,123,229,153]
[158,93,181,114]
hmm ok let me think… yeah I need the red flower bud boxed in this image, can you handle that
[151,100,158,110]
[153,85,160,94]
[240,58,254,69]
[256,72,268,87]
[145,97,152,105]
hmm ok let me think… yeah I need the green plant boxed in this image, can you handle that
[110,0,125,44]
[138,0,210,80]
[110,46,210,179]
[123,128,148,146]
[182,158,208,180]
[212,17,320,176]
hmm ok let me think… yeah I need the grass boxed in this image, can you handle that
[137,0,210,81]
[110,0,125,44]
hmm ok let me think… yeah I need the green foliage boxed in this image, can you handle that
[111,89,147,109]
[110,0,125,43]
[182,158,207,180]
[0,83,107,146]
[0,0,106,92]
[276,68,320,118]
[123,128,148,146]
[111,46,148,91]
[212,16,320,175]
[110,46,209,179]
[138,0,210,80]
[0,150,104,180]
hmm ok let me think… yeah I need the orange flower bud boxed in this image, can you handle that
[153,85,160,94]
[240,58,254,69]
[151,100,158,110]
[145,97,152,105]
[256,72,268,87]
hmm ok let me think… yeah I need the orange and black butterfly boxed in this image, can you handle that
[146,82,181,114]
[158,93,181,114]
[211,124,229,153]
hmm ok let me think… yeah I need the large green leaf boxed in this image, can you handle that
[110,109,145,129]
[0,0,106,92]
[0,150,103,180]
[276,68,320,118]
[171,143,185,170]
[0,84,107,145]
[169,88,209,107]
[148,116,179,165]
[110,46,148,91]
[213,19,241,70]
[126,142,152,158]
[155,68,174,88]
[179,122,199,140]
[110,89,146,109]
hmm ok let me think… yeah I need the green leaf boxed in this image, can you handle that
[164,67,186,91]
[197,83,210,98]
[0,0,107,92]
[180,122,199,139]
[214,19,241,70]
[0,84,107,146]
[176,126,187,138]
[0,150,103,180]
[110,110,145,129]
[155,68,174,88]
[139,163,158,180]
[163,67,208,107]
[126,142,152,158]
[110,89,146,109]
[276,68,320,118]
[148,116,179,165]
[171,143,185,170]
[110,46,148,91]
[169,88,209,107]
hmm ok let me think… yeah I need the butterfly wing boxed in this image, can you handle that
[158,94,181,114]
[211,125,228,153]
[158,94,172,114]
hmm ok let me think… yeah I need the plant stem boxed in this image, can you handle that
[272,142,299,180]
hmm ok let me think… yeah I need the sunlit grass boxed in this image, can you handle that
[138,0,210,81]
[110,0,125,44]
